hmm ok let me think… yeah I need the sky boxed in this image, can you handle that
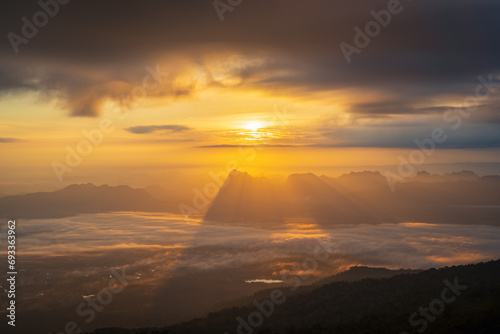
[1,0,500,191]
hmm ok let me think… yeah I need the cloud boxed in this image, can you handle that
[196,144,299,148]
[16,212,500,270]
[125,125,192,134]
[0,137,21,143]
[1,0,500,149]
[318,123,500,149]
[1,0,500,116]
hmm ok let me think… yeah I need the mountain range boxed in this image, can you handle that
[0,183,167,219]
[1,170,499,225]
[205,170,500,226]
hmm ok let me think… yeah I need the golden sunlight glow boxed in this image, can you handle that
[243,121,266,132]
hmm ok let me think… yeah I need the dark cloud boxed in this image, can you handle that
[0,137,21,143]
[125,125,192,134]
[319,123,500,149]
[0,0,500,149]
[0,0,499,113]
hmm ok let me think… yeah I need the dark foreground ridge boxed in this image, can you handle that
[87,259,500,334]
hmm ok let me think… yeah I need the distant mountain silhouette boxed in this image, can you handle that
[410,170,481,182]
[0,183,168,219]
[204,170,381,226]
[204,170,289,225]
[205,170,500,226]
[287,172,373,224]
[2,170,499,223]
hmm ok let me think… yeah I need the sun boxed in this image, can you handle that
[243,121,265,132]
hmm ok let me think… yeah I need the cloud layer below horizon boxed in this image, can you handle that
[15,212,500,271]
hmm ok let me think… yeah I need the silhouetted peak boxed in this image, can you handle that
[62,183,98,191]
[337,170,383,180]
[229,169,247,177]
[287,173,320,183]
[225,170,252,182]
[444,170,478,178]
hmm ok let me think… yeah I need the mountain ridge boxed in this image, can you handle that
[82,259,500,334]
[1,170,499,223]
[0,183,168,219]
[204,169,500,226]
